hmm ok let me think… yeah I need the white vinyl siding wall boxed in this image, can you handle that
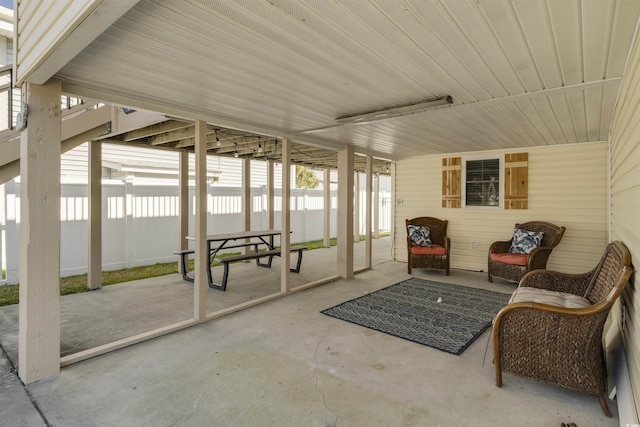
[394,142,608,274]
[15,0,100,83]
[60,142,286,188]
[609,27,640,422]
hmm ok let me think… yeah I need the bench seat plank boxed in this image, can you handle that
[174,241,262,281]
[174,243,307,291]
[216,246,308,291]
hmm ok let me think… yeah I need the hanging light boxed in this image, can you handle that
[257,137,263,153]
[233,143,239,158]
[215,129,221,147]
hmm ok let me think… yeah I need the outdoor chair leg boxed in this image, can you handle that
[599,396,612,417]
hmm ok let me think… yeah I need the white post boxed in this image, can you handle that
[354,171,360,243]
[123,178,134,268]
[178,151,189,276]
[267,160,274,230]
[323,167,331,248]
[194,120,207,320]
[280,138,291,292]
[88,140,102,289]
[374,173,380,239]
[337,146,354,279]
[364,155,372,269]
[18,80,62,383]
[4,181,18,284]
[243,157,251,253]
[0,184,4,282]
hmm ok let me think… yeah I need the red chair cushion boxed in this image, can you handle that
[490,253,528,266]
[411,244,446,255]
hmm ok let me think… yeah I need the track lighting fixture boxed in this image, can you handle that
[335,95,452,124]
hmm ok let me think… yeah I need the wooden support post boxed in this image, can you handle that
[243,157,251,254]
[267,160,275,230]
[194,120,207,320]
[337,146,354,279]
[123,178,134,267]
[280,138,291,292]
[354,171,360,243]
[18,80,62,383]
[364,155,373,269]
[323,168,331,248]
[374,173,380,239]
[178,151,189,276]
[88,140,102,289]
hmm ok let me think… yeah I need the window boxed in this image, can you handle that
[465,158,500,207]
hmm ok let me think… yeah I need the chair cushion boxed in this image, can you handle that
[509,287,591,309]
[407,225,433,247]
[509,228,544,254]
[490,253,528,266]
[411,244,446,255]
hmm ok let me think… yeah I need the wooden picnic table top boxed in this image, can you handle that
[186,229,282,242]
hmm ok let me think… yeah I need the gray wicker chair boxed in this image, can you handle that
[488,221,565,283]
[493,241,633,417]
[406,217,450,276]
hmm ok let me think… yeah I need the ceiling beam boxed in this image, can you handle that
[148,126,199,146]
[119,120,193,142]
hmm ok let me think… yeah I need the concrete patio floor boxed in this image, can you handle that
[0,237,619,426]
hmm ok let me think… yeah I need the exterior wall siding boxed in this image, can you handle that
[394,142,608,274]
[610,26,640,422]
[16,0,99,83]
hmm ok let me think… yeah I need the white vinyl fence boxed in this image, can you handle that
[0,181,391,285]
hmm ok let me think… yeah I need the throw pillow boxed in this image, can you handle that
[509,228,544,254]
[408,225,433,247]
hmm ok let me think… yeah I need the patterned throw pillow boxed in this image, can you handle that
[509,228,544,254]
[408,225,433,247]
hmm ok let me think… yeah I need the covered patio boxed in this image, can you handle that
[0,236,617,426]
[4,1,640,425]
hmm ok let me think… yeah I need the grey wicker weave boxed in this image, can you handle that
[488,221,565,283]
[406,217,450,276]
[493,241,633,417]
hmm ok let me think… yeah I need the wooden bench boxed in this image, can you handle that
[173,249,195,282]
[173,242,261,282]
[217,245,308,291]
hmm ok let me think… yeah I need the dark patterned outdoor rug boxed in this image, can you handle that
[321,277,511,355]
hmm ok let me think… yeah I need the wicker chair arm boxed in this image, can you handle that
[519,269,593,294]
[444,236,451,253]
[496,299,604,321]
[489,240,511,254]
[525,246,554,270]
[493,302,608,369]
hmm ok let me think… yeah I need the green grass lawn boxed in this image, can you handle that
[0,234,386,307]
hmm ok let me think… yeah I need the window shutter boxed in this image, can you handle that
[504,153,528,209]
[442,157,461,208]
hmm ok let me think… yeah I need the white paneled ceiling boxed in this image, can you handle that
[52,0,640,164]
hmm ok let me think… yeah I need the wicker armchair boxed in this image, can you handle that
[406,217,450,276]
[488,221,565,283]
[493,241,633,417]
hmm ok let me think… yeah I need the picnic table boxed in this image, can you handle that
[175,230,307,291]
